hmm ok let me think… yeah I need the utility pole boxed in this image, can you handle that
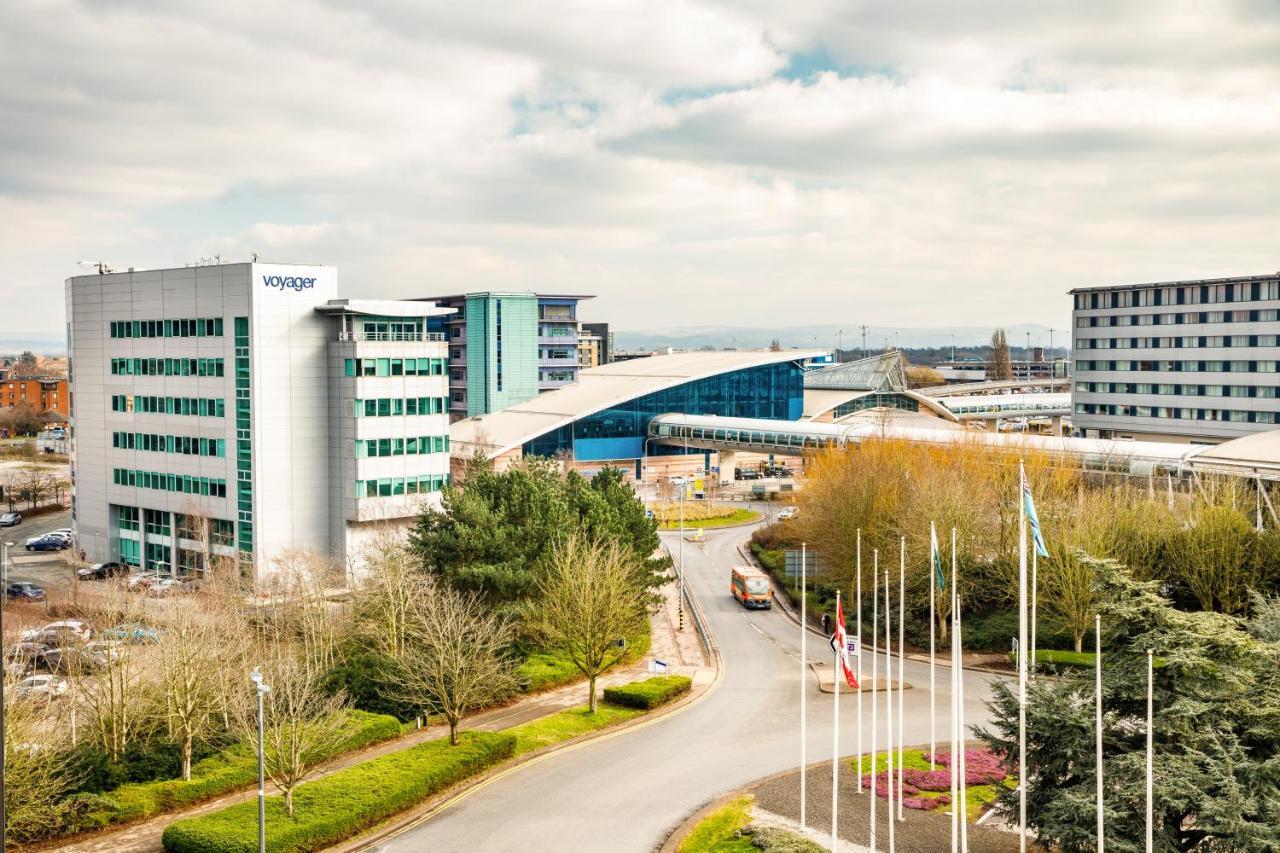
[837,329,844,362]
[860,325,868,359]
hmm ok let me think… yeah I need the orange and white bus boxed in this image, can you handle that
[731,566,773,610]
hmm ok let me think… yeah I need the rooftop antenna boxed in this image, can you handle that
[77,260,115,275]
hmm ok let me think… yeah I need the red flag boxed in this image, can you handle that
[832,596,859,688]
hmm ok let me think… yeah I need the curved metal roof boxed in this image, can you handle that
[449,349,826,458]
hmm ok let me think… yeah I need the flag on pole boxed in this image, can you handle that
[1021,468,1049,558]
[830,596,859,688]
[931,522,946,590]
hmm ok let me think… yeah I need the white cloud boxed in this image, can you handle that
[1,0,1277,338]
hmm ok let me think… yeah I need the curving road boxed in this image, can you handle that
[378,523,1001,852]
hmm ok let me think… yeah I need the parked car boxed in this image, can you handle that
[14,674,69,703]
[102,623,161,644]
[126,571,164,591]
[84,640,125,662]
[47,528,74,538]
[42,646,106,674]
[0,511,21,527]
[25,536,68,552]
[735,469,761,481]
[777,505,800,520]
[77,561,127,581]
[4,643,50,677]
[763,466,794,478]
[19,620,93,643]
[6,581,46,602]
[147,577,187,597]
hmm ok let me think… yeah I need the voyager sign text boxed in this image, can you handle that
[261,274,317,291]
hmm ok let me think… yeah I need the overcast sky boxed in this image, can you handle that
[2,0,1277,339]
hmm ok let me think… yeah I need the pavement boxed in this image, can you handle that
[378,522,1005,853]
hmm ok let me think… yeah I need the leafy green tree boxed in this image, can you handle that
[1169,505,1259,614]
[976,558,1280,851]
[409,458,668,607]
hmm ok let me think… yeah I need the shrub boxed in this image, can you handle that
[65,710,400,833]
[162,732,516,853]
[321,649,421,721]
[69,738,227,794]
[602,675,692,710]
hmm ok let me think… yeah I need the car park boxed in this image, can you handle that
[4,643,50,677]
[0,511,21,527]
[14,674,69,703]
[777,505,800,520]
[25,535,69,552]
[41,646,105,674]
[6,581,46,602]
[77,561,127,581]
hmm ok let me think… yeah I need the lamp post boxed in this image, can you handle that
[249,669,272,853]
[2,539,13,852]
[677,479,685,631]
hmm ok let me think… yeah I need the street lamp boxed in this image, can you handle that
[249,669,272,853]
[2,539,13,852]
[677,480,685,631]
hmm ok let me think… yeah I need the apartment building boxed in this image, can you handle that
[421,292,593,418]
[1071,273,1280,443]
[66,263,453,580]
[2,377,69,417]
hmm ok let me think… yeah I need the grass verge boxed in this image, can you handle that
[508,703,643,757]
[659,509,759,529]
[517,621,652,692]
[677,795,755,853]
[161,732,514,853]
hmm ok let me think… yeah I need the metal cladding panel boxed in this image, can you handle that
[248,264,337,576]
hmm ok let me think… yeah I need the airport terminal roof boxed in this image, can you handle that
[803,351,906,392]
[450,349,825,458]
[1185,430,1280,477]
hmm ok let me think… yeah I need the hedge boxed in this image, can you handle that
[162,731,516,853]
[602,675,692,710]
[68,710,400,833]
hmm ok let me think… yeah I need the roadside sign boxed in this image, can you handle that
[784,549,827,579]
[649,659,669,674]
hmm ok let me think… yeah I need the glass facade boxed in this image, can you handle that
[523,362,806,461]
[235,318,253,556]
[113,468,227,497]
[343,357,446,377]
[356,473,450,497]
[112,431,226,457]
[110,357,224,376]
[112,395,225,417]
[110,318,223,338]
[832,392,919,420]
[353,397,448,417]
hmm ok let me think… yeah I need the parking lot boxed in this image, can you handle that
[2,507,80,592]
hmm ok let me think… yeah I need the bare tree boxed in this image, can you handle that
[395,578,517,745]
[357,529,427,662]
[77,582,154,761]
[157,602,223,779]
[3,674,78,843]
[988,328,1013,380]
[529,532,648,713]
[263,549,347,675]
[235,651,350,817]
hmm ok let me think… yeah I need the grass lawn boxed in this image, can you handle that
[677,795,756,853]
[848,748,1010,822]
[517,623,652,692]
[659,508,759,529]
[507,703,644,757]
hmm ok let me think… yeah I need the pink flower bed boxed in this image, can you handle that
[859,748,1010,812]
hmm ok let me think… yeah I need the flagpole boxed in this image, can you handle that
[800,542,808,830]
[1018,462,1029,853]
[957,604,968,853]
[930,522,937,763]
[870,549,879,853]
[1152,645,1162,850]
[1030,548,1038,679]
[1096,614,1104,853]
[898,536,905,821]
[831,589,841,852]
[857,529,863,795]
[885,567,895,853]
[949,529,958,853]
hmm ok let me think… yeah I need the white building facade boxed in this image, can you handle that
[66,263,453,581]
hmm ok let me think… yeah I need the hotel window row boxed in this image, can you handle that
[1076,382,1278,397]
[343,357,447,377]
[356,474,450,498]
[353,397,448,417]
[1075,359,1280,373]
[1073,404,1279,424]
[112,468,228,498]
[112,395,225,417]
[1075,309,1280,327]
[1074,280,1280,309]
[1075,336,1280,349]
[112,431,227,457]
[109,318,224,338]
[354,435,450,457]
[110,357,224,377]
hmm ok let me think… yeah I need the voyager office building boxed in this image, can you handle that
[66,263,454,581]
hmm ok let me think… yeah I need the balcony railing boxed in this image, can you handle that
[337,331,447,343]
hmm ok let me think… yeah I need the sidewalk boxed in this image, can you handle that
[48,578,713,853]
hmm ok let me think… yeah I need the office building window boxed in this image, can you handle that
[109,318,223,338]
[356,473,450,498]
[113,468,228,498]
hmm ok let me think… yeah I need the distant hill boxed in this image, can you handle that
[0,334,65,356]
[612,323,1067,353]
